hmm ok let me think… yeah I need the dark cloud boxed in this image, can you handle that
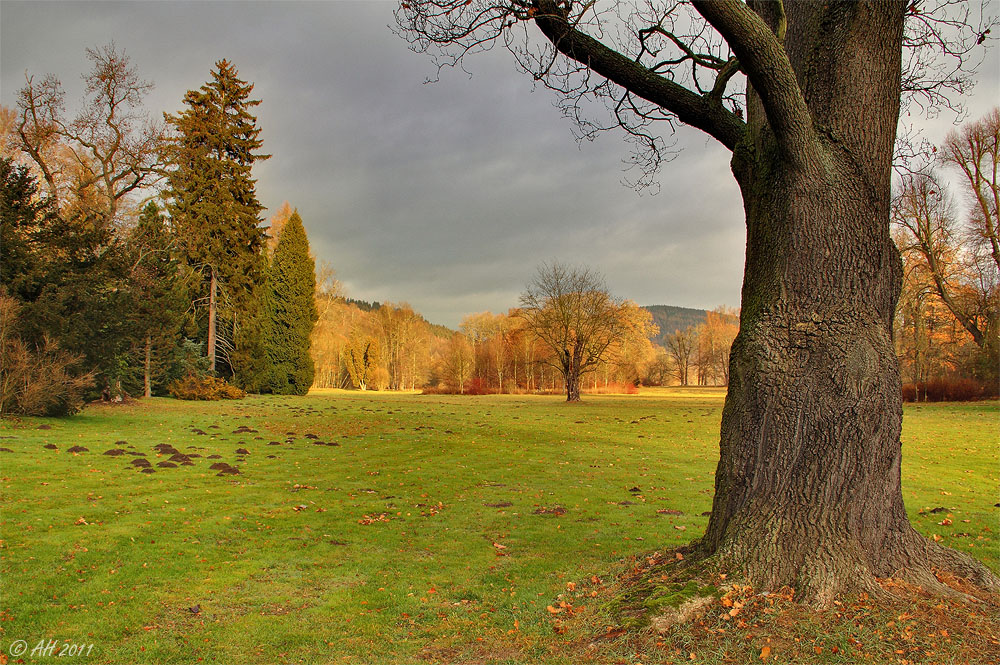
[3,1,995,327]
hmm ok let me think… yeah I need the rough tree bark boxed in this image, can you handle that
[564,356,581,402]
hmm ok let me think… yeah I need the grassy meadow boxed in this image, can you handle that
[0,388,997,664]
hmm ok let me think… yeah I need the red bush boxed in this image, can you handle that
[464,377,490,395]
[902,377,996,402]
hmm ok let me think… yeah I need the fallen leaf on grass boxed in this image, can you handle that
[760,645,771,660]
[596,627,626,641]
[358,513,392,525]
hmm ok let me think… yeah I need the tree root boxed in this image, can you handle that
[706,522,1000,607]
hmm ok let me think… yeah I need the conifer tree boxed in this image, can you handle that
[264,211,318,395]
[163,59,269,376]
[126,202,191,397]
[1,156,134,399]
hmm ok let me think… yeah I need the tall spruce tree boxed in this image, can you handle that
[163,59,269,378]
[264,211,318,395]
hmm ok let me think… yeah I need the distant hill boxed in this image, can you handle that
[642,305,709,346]
[344,297,382,312]
[341,297,454,339]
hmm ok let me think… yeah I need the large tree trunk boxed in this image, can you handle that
[564,360,581,402]
[703,1,998,603]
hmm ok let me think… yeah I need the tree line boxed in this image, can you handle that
[4,46,991,418]
[1,48,318,414]
[310,262,741,399]
[0,45,745,416]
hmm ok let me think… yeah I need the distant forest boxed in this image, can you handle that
[642,305,711,346]
[349,301,713,348]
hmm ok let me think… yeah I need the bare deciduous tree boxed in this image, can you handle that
[518,262,627,402]
[16,44,163,222]
[664,327,695,387]
[893,173,995,348]
[443,332,474,393]
[942,107,1000,275]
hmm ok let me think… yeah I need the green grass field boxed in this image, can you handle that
[0,389,997,664]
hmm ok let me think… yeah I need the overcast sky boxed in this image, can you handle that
[2,1,997,328]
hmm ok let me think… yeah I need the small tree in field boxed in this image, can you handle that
[519,262,628,402]
[344,335,379,391]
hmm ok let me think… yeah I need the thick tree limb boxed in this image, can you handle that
[692,0,813,158]
[533,0,746,151]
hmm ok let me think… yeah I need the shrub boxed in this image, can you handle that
[168,373,246,401]
[464,377,490,395]
[1,293,94,416]
[902,377,997,402]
